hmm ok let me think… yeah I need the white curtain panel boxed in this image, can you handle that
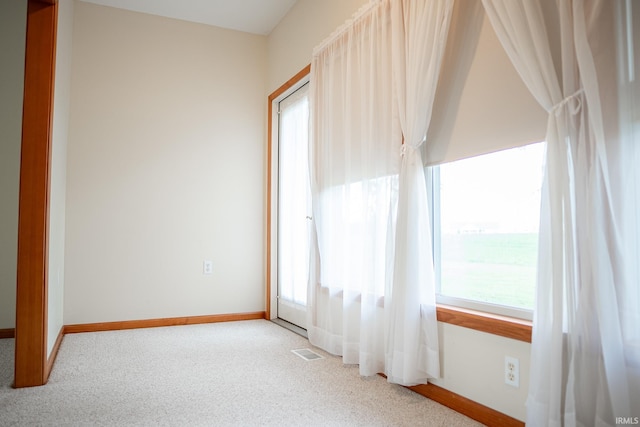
[386,0,454,384]
[482,0,640,425]
[308,0,455,386]
[308,0,399,378]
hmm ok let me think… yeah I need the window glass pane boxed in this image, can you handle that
[438,143,544,310]
[278,86,310,306]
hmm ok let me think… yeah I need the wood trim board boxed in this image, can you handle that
[64,312,266,334]
[14,0,58,389]
[0,329,16,339]
[408,382,525,427]
[436,305,532,343]
[377,373,524,426]
[268,65,311,103]
[44,327,64,381]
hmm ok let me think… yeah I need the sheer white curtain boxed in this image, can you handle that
[481,0,640,424]
[308,0,399,377]
[386,0,453,384]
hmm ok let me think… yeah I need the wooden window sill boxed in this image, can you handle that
[436,304,532,343]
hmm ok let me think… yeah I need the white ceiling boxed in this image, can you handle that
[79,0,299,35]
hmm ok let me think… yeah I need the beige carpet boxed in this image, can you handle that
[0,320,483,426]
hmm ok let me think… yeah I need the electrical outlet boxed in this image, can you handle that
[203,260,213,275]
[505,356,519,387]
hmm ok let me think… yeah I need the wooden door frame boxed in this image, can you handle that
[14,0,58,388]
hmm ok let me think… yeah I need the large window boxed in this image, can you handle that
[430,142,545,319]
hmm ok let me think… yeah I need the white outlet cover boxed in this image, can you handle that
[203,260,213,275]
[505,356,520,388]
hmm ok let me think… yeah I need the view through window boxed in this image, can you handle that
[433,142,545,315]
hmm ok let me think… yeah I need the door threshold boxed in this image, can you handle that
[271,318,308,339]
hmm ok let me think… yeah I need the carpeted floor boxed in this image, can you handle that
[0,320,483,426]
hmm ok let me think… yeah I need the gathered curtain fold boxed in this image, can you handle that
[481,0,640,424]
[386,0,453,384]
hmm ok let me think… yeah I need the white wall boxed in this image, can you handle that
[268,1,533,422]
[64,2,267,324]
[0,0,27,330]
[48,0,74,356]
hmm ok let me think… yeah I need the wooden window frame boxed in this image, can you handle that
[436,305,531,342]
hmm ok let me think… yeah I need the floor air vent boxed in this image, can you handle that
[292,348,324,361]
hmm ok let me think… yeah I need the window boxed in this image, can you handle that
[317,175,396,299]
[429,142,545,320]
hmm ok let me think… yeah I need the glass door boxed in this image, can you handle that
[276,82,311,328]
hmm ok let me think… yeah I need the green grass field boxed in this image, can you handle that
[440,233,537,310]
